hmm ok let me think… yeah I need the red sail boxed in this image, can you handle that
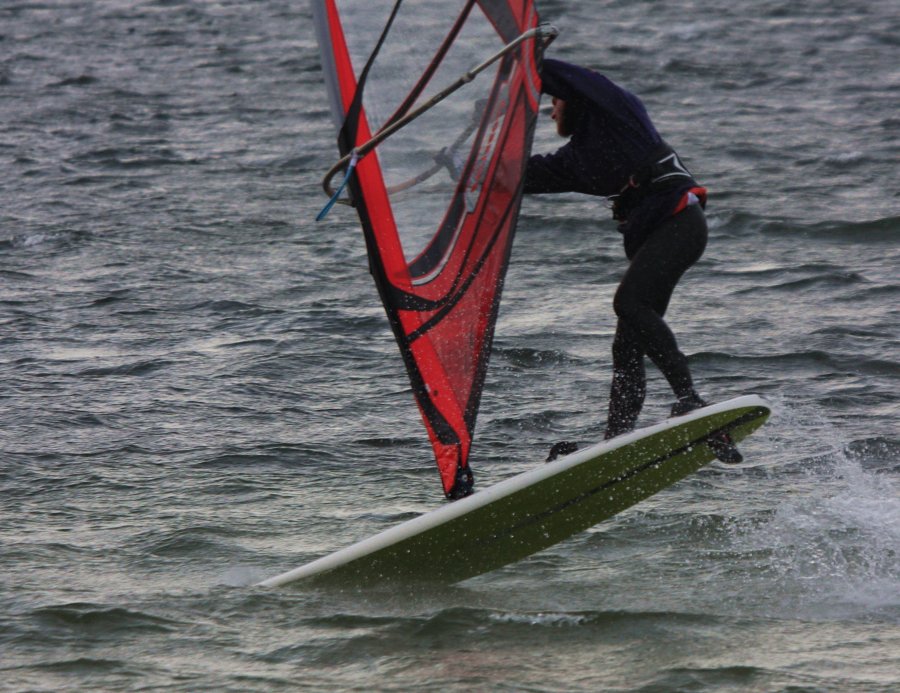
[314,0,546,497]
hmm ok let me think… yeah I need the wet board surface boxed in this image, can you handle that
[259,395,770,587]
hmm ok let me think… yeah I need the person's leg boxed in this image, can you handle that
[608,205,742,460]
[605,319,646,438]
[612,204,707,403]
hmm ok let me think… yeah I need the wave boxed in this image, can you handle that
[492,346,573,369]
[0,229,94,250]
[730,269,869,293]
[692,349,900,378]
[761,215,900,242]
[48,75,98,88]
[192,442,338,469]
[184,299,279,317]
[30,602,178,635]
[255,604,721,665]
[76,359,171,377]
[135,525,247,559]
[708,211,900,244]
[66,145,202,170]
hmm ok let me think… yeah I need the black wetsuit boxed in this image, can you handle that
[524,59,708,437]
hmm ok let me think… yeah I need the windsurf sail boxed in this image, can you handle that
[312,0,552,499]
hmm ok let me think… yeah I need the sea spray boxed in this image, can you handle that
[726,400,900,618]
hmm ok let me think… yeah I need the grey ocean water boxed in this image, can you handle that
[2,0,898,691]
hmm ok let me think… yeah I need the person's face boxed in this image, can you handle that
[551,97,569,137]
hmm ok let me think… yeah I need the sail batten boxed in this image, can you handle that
[313,0,549,498]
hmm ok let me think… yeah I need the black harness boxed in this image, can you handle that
[611,141,696,221]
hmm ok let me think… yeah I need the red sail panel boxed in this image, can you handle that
[314,0,546,498]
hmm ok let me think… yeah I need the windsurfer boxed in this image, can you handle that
[525,58,740,462]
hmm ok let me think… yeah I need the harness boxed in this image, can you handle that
[610,141,696,222]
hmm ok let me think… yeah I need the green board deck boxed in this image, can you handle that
[259,395,770,587]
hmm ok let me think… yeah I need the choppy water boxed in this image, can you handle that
[2,1,898,691]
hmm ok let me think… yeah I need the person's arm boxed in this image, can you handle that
[523,60,633,196]
[524,141,587,194]
[539,59,622,105]
[539,59,592,102]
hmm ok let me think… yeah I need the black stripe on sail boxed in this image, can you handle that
[404,82,532,344]
[383,0,477,129]
[350,169,462,449]
[390,55,518,314]
[337,0,404,157]
[405,60,511,281]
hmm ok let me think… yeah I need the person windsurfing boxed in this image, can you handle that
[525,58,741,463]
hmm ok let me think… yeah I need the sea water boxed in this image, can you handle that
[1,1,898,691]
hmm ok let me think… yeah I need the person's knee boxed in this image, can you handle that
[611,322,640,361]
[611,336,636,366]
[612,287,640,323]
